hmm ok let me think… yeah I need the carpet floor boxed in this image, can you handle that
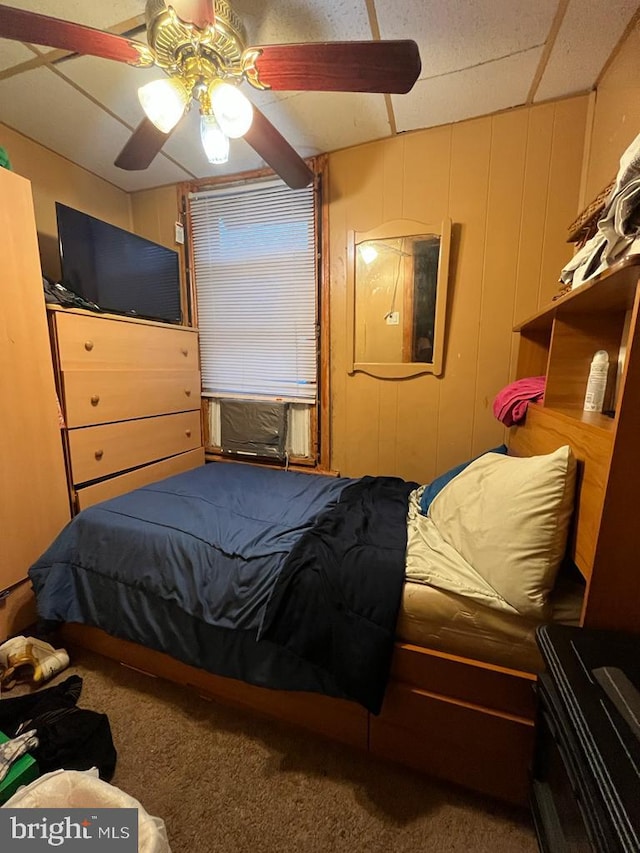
[6,649,539,852]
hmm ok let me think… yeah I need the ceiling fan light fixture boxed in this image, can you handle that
[209,81,253,139]
[138,77,189,133]
[200,113,230,165]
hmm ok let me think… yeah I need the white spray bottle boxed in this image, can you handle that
[583,350,609,413]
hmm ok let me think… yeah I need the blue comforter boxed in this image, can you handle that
[30,462,414,712]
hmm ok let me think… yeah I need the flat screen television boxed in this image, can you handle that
[56,202,182,324]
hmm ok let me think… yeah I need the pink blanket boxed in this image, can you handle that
[493,376,546,426]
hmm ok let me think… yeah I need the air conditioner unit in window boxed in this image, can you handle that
[219,400,288,460]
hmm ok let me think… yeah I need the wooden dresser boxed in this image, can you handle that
[48,306,205,512]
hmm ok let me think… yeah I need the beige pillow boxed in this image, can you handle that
[428,446,576,618]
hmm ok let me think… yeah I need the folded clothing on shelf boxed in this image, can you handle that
[561,131,640,288]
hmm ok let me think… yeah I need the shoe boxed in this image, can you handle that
[0,636,69,691]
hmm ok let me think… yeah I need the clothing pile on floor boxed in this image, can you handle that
[0,635,117,801]
[0,638,169,849]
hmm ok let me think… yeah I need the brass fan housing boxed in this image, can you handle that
[145,0,247,76]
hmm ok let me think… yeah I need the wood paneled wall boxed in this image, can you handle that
[0,582,37,646]
[130,186,180,249]
[329,97,588,482]
[126,97,588,483]
[584,17,640,201]
[0,123,131,280]
[130,186,187,321]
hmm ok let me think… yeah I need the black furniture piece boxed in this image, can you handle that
[531,624,640,852]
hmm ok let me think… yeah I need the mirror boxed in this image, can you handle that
[347,219,451,378]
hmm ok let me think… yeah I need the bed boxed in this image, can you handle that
[28,435,583,805]
[30,462,415,715]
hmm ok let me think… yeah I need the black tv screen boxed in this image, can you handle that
[56,202,182,324]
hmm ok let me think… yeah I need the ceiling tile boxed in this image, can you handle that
[376,0,557,78]
[1,1,144,30]
[535,0,639,102]
[54,55,164,128]
[255,91,390,154]
[0,38,36,72]
[232,0,372,46]
[0,66,191,190]
[393,46,544,132]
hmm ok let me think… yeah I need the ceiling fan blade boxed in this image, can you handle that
[0,5,153,65]
[170,1,215,29]
[244,108,313,190]
[115,118,174,171]
[246,40,421,94]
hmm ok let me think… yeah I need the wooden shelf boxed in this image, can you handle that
[512,254,640,630]
[515,261,636,420]
[514,255,640,333]
[542,406,615,434]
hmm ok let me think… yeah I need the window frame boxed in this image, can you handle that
[179,155,330,471]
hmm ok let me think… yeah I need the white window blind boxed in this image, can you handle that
[190,179,318,401]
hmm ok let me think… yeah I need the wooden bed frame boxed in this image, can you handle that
[63,258,640,808]
[62,623,536,804]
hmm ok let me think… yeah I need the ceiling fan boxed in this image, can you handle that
[0,0,421,189]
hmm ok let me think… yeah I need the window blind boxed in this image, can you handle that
[190,178,318,401]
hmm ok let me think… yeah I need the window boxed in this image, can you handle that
[188,175,324,464]
[190,179,317,399]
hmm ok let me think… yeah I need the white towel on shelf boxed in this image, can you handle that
[561,132,640,287]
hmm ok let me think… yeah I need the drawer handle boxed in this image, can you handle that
[84,340,94,352]
[90,395,100,406]
[185,429,192,438]
[184,388,192,396]
[94,449,104,461]
[181,347,188,357]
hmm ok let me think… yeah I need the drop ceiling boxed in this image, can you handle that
[0,0,638,192]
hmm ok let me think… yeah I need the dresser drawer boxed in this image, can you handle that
[75,449,205,510]
[370,682,534,805]
[391,643,536,719]
[54,312,198,371]
[62,369,201,427]
[68,411,202,484]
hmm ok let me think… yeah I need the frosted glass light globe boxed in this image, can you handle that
[138,78,189,133]
[200,114,230,164]
[210,82,253,138]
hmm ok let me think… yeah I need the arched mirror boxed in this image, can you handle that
[347,219,451,378]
